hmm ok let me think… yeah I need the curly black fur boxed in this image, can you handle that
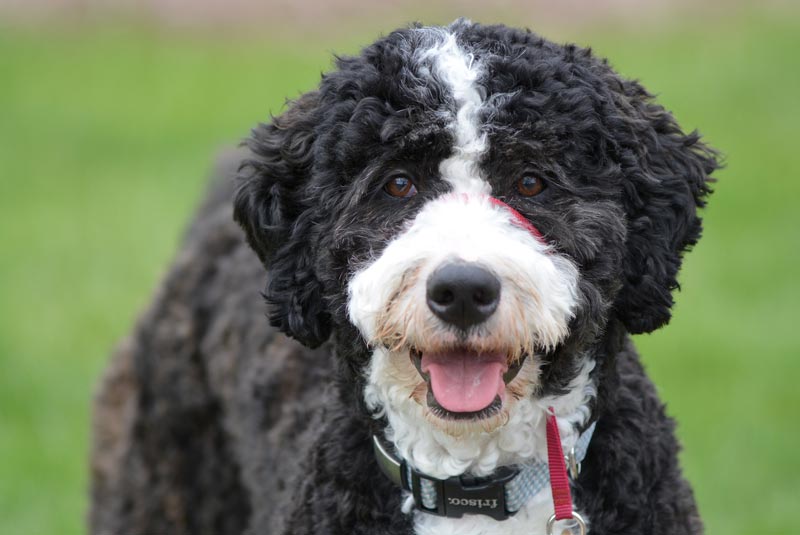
[91,21,717,535]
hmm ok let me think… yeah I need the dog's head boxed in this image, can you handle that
[235,21,716,466]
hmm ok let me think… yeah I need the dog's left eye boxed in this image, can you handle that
[384,176,418,198]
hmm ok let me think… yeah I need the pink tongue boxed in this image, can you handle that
[421,351,508,413]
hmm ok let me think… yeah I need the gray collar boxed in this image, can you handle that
[373,422,596,520]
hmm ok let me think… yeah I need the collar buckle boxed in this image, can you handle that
[410,467,518,521]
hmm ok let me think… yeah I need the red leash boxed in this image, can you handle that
[488,196,582,530]
[546,407,575,520]
[545,407,588,534]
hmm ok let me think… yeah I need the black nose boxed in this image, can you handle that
[426,262,501,330]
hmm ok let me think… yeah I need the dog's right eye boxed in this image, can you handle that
[384,176,418,198]
[516,175,546,197]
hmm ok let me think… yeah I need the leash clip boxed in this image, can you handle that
[546,511,587,535]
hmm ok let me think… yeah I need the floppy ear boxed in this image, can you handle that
[234,91,332,347]
[612,81,719,334]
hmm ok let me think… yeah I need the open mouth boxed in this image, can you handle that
[410,347,527,421]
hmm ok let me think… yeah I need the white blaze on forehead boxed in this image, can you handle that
[419,30,489,194]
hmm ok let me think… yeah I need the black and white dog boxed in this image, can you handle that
[91,20,717,535]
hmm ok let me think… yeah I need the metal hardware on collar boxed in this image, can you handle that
[545,409,595,533]
[566,447,581,480]
[372,434,404,488]
[546,511,587,535]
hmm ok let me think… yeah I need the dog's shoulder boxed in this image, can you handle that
[575,340,703,534]
[90,148,335,535]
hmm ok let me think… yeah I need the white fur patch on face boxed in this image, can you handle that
[350,192,582,464]
[349,194,578,354]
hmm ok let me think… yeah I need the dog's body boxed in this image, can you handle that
[91,21,716,535]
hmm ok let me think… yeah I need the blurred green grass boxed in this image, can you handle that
[1,12,798,535]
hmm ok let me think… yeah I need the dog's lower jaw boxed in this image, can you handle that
[365,342,596,474]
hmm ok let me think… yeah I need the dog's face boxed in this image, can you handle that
[235,21,716,448]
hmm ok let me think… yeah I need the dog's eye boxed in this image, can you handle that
[384,176,418,198]
[516,175,546,197]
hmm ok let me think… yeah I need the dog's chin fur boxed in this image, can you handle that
[365,347,596,479]
[366,347,540,440]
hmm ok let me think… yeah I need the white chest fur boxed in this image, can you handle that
[368,359,597,535]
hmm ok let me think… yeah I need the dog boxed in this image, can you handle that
[90,19,718,535]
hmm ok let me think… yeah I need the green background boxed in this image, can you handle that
[1,8,798,534]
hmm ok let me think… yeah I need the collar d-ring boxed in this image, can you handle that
[546,511,587,535]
